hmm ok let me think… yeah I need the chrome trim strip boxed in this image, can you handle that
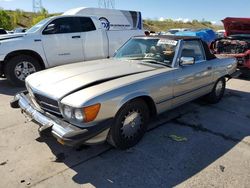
[40,101,60,109]
[40,106,61,115]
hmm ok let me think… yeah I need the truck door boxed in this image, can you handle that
[172,40,214,107]
[41,17,83,67]
[79,17,109,61]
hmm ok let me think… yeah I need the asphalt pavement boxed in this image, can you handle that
[0,77,250,188]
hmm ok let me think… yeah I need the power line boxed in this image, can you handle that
[33,0,42,12]
[98,0,115,9]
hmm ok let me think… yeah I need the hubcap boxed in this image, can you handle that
[215,80,223,96]
[121,110,142,138]
[14,61,36,81]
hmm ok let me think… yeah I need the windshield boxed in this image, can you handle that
[26,18,50,33]
[114,38,178,67]
[168,30,179,34]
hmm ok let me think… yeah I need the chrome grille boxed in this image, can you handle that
[33,93,61,116]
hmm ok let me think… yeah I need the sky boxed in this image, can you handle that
[0,0,250,25]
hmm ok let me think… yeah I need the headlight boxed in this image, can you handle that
[63,105,72,119]
[74,109,84,122]
[62,103,101,123]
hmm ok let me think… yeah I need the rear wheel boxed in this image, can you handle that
[4,55,41,87]
[108,99,149,150]
[205,77,226,104]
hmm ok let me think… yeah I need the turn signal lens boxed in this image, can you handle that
[83,103,101,122]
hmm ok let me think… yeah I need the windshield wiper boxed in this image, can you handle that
[122,57,172,67]
[141,59,171,67]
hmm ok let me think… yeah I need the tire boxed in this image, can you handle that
[4,55,42,87]
[205,77,226,104]
[108,99,150,150]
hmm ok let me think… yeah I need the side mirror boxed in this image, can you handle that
[180,57,195,66]
[43,24,56,34]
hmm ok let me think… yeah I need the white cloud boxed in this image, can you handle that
[158,17,165,22]
[175,18,190,23]
[0,0,13,2]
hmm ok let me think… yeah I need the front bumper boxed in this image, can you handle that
[229,69,241,79]
[11,92,112,146]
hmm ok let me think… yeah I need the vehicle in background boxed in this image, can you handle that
[0,7,144,86]
[157,31,166,35]
[175,29,217,46]
[211,17,250,77]
[13,27,27,33]
[166,28,190,35]
[11,35,237,149]
[0,28,7,35]
[216,29,225,38]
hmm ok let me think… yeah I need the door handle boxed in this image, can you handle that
[207,66,212,70]
[72,36,81,39]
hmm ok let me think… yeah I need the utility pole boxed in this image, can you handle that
[98,0,115,9]
[33,0,42,12]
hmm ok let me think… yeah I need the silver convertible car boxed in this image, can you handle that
[11,36,238,149]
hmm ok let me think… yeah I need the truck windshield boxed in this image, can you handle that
[114,38,178,67]
[26,18,50,33]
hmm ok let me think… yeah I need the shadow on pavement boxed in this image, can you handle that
[0,78,24,96]
[37,88,250,187]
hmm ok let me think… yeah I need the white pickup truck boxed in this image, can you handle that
[0,7,144,86]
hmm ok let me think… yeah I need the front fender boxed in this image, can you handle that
[117,91,152,111]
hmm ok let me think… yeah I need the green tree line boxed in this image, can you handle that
[0,8,50,30]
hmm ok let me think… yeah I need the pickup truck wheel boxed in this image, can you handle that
[108,99,149,150]
[205,77,226,104]
[4,55,41,87]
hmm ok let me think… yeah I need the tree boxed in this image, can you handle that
[0,9,13,30]
[32,7,49,25]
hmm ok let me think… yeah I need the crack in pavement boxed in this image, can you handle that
[172,116,250,147]
[0,123,22,131]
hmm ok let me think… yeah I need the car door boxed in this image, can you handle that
[172,40,214,107]
[79,17,109,61]
[41,17,84,67]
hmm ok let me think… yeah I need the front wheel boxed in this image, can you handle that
[4,55,41,87]
[205,77,226,104]
[108,99,150,150]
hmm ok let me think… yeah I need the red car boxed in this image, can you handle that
[211,17,250,77]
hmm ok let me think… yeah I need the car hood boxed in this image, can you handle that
[0,33,25,41]
[26,59,159,99]
[223,17,250,36]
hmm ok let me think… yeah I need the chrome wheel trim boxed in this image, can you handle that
[14,61,36,81]
[215,80,223,96]
[121,110,143,138]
